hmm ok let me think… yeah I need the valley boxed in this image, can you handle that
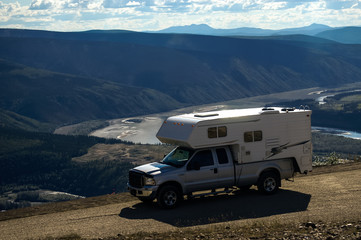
[1,27,361,219]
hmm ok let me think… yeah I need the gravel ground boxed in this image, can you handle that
[0,163,360,240]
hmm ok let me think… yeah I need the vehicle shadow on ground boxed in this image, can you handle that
[119,189,311,227]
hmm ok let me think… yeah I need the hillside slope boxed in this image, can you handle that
[0,163,360,239]
[316,27,361,44]
[1,29,361,125]
[0,108,54,132]
[0,59,181,124]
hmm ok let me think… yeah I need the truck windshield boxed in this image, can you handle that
[161,147,194,168]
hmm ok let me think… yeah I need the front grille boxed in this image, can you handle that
[129,170,143,188]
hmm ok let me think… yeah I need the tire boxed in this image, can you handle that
[257,172,279,194]
[157,185,181,209]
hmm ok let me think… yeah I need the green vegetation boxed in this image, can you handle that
[0,127,133,199]
[54,120,110,136]
[0,59,182,125]
[273,91,361,132]
[0,108,55,132]
[312,132,361,157]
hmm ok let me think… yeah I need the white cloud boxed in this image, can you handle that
[0,0,361,31]
[126,1,141,6]
[29,0,53,10]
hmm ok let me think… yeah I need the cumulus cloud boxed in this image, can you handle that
[29,0,54,10]
[28,0,103,10]
[0,0,361,31]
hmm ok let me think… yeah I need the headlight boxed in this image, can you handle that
[143,176,156,186]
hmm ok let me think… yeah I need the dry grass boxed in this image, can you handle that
[72,143,173,166]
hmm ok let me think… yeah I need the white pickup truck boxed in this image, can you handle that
[128,107,312,208]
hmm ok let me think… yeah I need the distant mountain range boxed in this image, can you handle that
[1,27,361,129]
[315,27,361,44]
[153,23,332,37]
[152,23,361,44]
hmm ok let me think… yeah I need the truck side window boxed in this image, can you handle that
[187,150,214,170]
[216,148,229,164]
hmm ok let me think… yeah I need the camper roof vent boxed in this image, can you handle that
[261,108,279,114]
[281,107,295,112]
[194,113,219,118]
[262,107,274,111]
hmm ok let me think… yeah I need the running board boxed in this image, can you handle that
[187,187,236,199]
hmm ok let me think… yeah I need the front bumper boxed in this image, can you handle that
[127,183,158,199]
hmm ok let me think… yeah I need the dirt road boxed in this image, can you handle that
[1,163,360,240]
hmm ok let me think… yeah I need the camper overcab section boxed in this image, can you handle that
[128,107,312,208]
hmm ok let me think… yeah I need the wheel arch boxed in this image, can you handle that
[158,181,183,196]
[258,167,281,187]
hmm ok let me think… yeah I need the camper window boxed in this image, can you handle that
[208,127,217,138]
[208,126,227,138]
[254,131,263,141]
[218,126,227,137]
[244,131,263,143]
[244,132,253,142]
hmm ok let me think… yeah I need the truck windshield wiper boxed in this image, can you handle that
[162,161,179,168]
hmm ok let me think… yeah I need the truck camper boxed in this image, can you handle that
[128,107,312,208]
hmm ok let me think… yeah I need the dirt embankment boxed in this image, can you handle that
[0,163,360,240]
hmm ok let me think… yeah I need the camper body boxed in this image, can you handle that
[128,107,312,208]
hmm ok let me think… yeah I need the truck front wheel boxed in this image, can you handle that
[157,185,180,209]
[257,172,279,194]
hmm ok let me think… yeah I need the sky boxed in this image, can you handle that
[0,0,360,32]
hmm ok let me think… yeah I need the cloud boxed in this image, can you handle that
[28,0,103,10]
[29,0,53,10]
[1,0,361,31]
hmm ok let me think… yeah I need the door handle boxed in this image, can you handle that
[211,168,218,174]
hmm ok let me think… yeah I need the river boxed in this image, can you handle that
[87,85,361,144]
[312,126,361,140]
[90,117,361,144]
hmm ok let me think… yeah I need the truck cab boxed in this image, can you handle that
[128,146,235,207]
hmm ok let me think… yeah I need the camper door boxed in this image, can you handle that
[241,130,265,163]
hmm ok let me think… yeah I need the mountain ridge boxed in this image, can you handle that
[1,29,361,126]
[153,23,333,36]
[316,26,361,44]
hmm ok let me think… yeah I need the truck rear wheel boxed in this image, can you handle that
[257,172,279,194]
[157,185,180,209]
